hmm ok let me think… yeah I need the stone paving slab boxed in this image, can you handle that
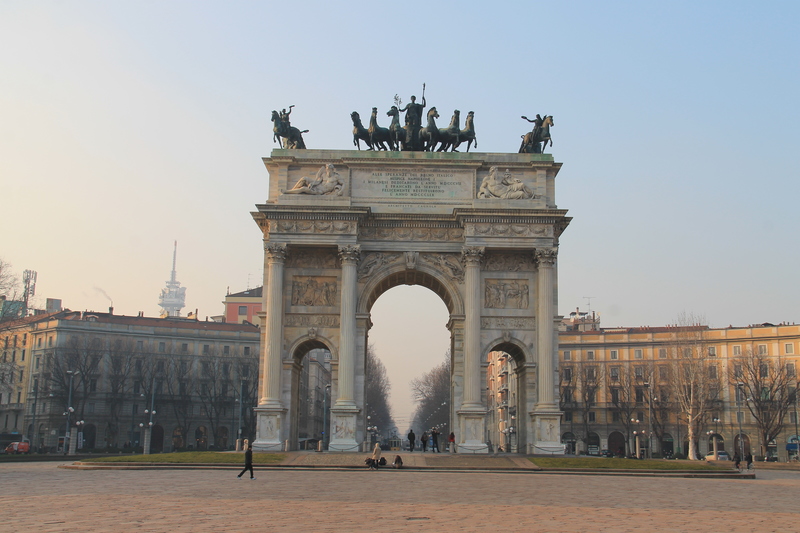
[3,462,798,532]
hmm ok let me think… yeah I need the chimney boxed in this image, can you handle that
[109,306,114,315]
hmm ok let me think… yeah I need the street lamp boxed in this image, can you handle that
[631,418,642,458]
[321,384,331,451]
[141,376,156,454]
[643,382,654,458]
[736,382,745,462]
[75,420,85,451]
[64,370,80,455]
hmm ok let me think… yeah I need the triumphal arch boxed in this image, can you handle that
[252,147,570,454]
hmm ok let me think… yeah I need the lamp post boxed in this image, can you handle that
[30,377,39,452]
[630,418,641,459]
[793,381,800,461]
[236,380,245,451]
[64,370,79,455]
[141,376,156,454]
[736,382,745,461]
[321,384,331,451]
[75,420,85,451]
[644,382,654,458]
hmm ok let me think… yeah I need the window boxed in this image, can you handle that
[181,343,189,353]
[610,350,618,360]
[634,349,643,359]
[136,340,144,351]
[18,370,23,383]
[760,363,769,378]
[708,346,716,356]
[587,350,595,361]
[180,361,188,373]
[635,388,644,403]
[563,367,572,382]
[611,388,620,404]
[612,411,621,422]
[588,412,596,423]
[735,387,745,403]
[242,364,250,378]
[683,348,691,358]
[758,344,767,355]
[48,336,53,347]
[586,367,596,381]
[11,351,15,362]
[21,349,25,361]
[203,344,210,354]
[734,364,743,378]
[158,342,166,353]
[132,404,138,415]
[562,387,573,403]
[157,360,165,373]
[238,305,247,315]
[37,337,42,348]
[658,365,668,380]
[610,367,619,381]
[737,411,744,423]
[563,350,571,361]
[563,411,572,422]
[658,348,667,359]
[637,411,645,421]
[708,365,717,379]
[791,412,798,424]
[243,346,251,356]
[733,345,742,356]
[17,392,22,403]
[90,379,97,392]
[179,381,187,396]
[785,343,794,355]
[88,403,95,414]
[788,363,796,378]
[634,366,644,379]
[133,381,141,394]
[35,357,40,370]
[223,345,230,355]
[587,390,596,404]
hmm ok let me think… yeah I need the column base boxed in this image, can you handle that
[252,406,285,452]
[457,409,488,454]
[530,410,564,455]
[328,408,360,452]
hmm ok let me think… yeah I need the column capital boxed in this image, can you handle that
[461,246,485,266]
[264,242,288,262]
[535,247,558,266]
[338,244,361,264]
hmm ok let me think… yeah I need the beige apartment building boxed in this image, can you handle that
[558,322,800,461]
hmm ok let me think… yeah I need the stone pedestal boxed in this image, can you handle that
[252,407,285,452]
[457,410,488,454]
[328,409,360,452]
[530,411,565,455]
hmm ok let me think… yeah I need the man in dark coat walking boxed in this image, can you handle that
[408,429,416,453]
[237,443,255,480]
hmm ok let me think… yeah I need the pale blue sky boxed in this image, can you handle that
[2,1,798,422]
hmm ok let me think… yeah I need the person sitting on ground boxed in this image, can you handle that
[393,455,403,469]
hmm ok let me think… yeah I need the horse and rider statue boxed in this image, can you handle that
[271,105,308,149]
[518,114,554,154]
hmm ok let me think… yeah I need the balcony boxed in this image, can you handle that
[0,403,24,411]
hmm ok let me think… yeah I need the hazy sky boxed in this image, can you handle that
[2,2,798,425]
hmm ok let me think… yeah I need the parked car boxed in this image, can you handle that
[705,450,730,461]
[600,449,615,458]
[4,441,30,454]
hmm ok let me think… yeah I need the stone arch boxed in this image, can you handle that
[358,261,464,316]
[483,340,531,453]
[285,337,334,450]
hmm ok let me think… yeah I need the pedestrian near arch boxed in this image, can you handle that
[237,440,255,480]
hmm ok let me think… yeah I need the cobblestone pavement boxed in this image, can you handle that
[4,461,799,532]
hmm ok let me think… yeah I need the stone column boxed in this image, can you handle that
[457,246,488,453]
[253,242,287,451]
[531,247,564,454]
[260,242,287,408]
[535,247,557,409]
[329,244,361,452]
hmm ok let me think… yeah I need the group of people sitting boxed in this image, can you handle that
[365,441,403,470]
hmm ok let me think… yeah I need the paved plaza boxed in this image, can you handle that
[3,461,799,532]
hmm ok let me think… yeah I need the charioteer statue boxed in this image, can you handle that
[397,85,427,151]
[271,104,308,149]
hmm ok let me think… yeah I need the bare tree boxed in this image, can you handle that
[572,361,604,452]
[0,258,22,322]
[730,347,796,458]
[236,349,260,442]
[606,363,641,456]
[410,352,450,433]
[365,344,394,438]
[196,350,235,448]
[163,354,197,449]
[105,337,138,447]
[50,334,104,420]
[667,314,721,460]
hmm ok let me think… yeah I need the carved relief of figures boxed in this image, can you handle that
[283,164,344,196]
[333,417,354,439]
[421,253,465,282]
[357,252,401,280]
[467,418,481,441]
[470,223,550,238]
[360,226,464,241]
[477,167,534,199]
[276,220,353,235]
[485,280,529,309]
[483,253,535,272]
[285,249,339,269]
[291,277,337,306]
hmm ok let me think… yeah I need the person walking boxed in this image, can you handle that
[734,452,742,471]
[408,429,416,453]
[448,432,456,453]
[431,429,440,453]
[237,442,255,480]
[745,452,754,470]
[421,431,428,452]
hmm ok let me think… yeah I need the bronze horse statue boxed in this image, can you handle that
[368,107,394,151]
[351,111,374,150]
[454,110,477,152]
[436,109,461,152]
[418,107,440,152]
[386,106,405,151]
[271,110,307,149]
[519,115,554,154]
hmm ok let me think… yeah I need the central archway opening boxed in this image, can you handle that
[368,284,451,448]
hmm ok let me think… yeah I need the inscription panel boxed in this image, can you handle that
[350,168,473,212]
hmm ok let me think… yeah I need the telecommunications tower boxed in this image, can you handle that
[158,241,186,317]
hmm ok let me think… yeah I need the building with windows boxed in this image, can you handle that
[19,309,260,453]
[558,322,800,461]
[220,286,263,325]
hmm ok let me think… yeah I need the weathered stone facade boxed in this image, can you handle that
[252,149,571,453]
